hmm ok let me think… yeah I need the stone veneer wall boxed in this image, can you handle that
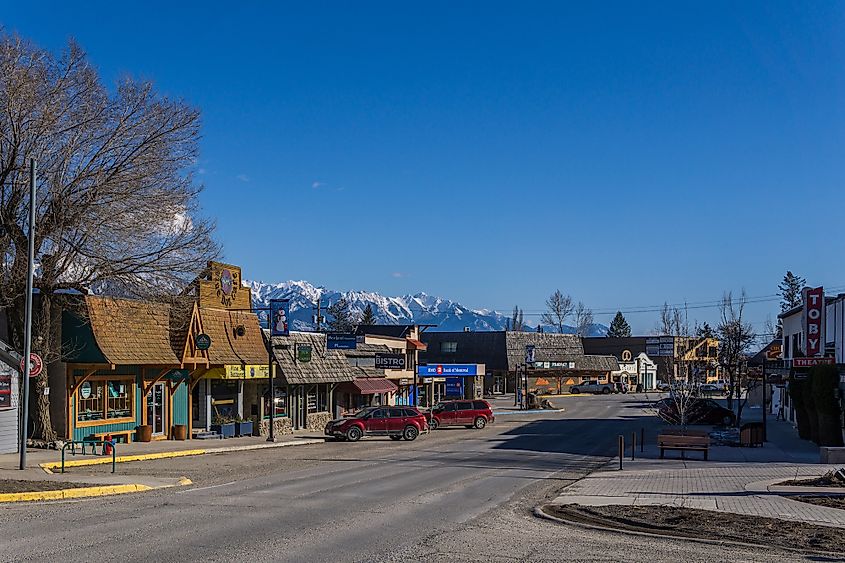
[306,411,332,432]
[258,416,293,437]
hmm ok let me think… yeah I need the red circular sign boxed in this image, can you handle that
[20,353,43,378]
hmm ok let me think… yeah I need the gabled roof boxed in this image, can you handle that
[505,331,583,370]
[266,330,355,385]
[0,338,20,370]
[342,342,393,358]
[82,296,185,365]
[199,307,266,365]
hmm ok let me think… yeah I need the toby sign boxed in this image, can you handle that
[803,286,825,357]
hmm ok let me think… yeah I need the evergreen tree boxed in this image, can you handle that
[779,271,806,312]
[511,305,525,331]
[359,303,377,326]
[326,297,357,332]
[606,311,631,337]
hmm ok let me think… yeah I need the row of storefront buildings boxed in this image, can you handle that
[0,259,724,452]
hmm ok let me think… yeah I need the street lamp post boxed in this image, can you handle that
[19,159,36,470]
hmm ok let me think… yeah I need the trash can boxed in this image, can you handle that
[740,422,764,447]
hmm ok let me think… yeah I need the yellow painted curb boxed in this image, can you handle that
[39,449,207,472]
[0,484,153,503]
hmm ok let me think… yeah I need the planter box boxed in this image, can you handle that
[211,422,236,439]
[235,421,253,437]
[821,447,845,464]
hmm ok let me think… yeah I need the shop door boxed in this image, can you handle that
[147,383,167,436]
[493,376,504,394]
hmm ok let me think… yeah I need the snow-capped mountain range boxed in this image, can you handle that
[246,279,608,336]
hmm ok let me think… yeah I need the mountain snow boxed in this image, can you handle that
[245,279,608,336]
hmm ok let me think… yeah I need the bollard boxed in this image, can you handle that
[641,427,645,453]
[631,431,636,461]
[618,435,624,470]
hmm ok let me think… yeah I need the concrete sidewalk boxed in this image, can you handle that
[549,417,845,528]
[549,460,845,528]
[0,431,325,474]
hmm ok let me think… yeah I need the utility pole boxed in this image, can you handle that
[19,159,36,470]
[312,299,328,332]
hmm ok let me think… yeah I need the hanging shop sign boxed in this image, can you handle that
[417,364,478,376]
[270,299,291,337]
[375,353,406,370]
[0,373,11,408]
[195,333,212,351]
[20,353,43,378]
[223,364,270,379]
[80,381,92,399]
[297,344,312,363]
[327,333,357,350]
[803,286,825,357]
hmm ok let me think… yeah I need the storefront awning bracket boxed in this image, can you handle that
[143,368,172,396]
[69,368,98,396]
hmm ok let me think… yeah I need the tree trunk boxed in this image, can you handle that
[7,294,57,442]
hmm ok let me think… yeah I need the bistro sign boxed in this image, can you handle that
[375,353,406,370]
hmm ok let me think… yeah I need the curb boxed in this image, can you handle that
[0,476,193,503]
[494,409,565,415]
[531,505,841,558]
[40,438,325,473]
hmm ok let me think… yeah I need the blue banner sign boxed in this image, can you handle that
[417,364,478,376]
[445,376,464,397]
[327,333,357,350]
[269,299,290,337]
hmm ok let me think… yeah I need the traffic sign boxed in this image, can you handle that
[20,353,43,378]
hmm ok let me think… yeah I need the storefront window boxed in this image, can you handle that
[263,386,287,418]
[77,379,134,423]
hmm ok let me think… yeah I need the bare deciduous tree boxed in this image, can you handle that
[717,290,756,423]
[0,34,218,440]
[541,290,573,334]
[574,301,593,337]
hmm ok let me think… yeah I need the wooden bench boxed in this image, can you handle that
[91,430,133,444]
[658,433,710,460]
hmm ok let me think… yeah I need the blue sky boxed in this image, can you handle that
[3,2,844,333]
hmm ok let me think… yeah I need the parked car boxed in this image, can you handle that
[698,383,728,395]
[324,406,428,442]
[569,381,615,395]
[657,398,736,426]
[428,400,494,430]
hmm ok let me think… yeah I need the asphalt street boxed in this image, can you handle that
[0,394,808,562]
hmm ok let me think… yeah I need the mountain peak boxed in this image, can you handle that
[245,279,608,335]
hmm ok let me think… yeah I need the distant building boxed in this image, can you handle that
[583,336,719,383]
[420,331,619,395]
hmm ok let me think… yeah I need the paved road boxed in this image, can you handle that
[0,394,799,562]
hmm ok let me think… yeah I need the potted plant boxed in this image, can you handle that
[235,417,253,437]
[210,415,236,438]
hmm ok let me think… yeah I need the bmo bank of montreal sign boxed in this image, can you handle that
[417,364,479,376]
[803,286,825,357]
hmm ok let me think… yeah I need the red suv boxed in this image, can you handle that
[325,406,428,442]
[429,400,494,430]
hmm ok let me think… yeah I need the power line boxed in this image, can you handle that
[492,284,845,317]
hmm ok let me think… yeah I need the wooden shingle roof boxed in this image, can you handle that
[267,331,356,385]
[505,332,584,370]
[200,307,267,365]
[576,354,620,372]
[85,296,183,365]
